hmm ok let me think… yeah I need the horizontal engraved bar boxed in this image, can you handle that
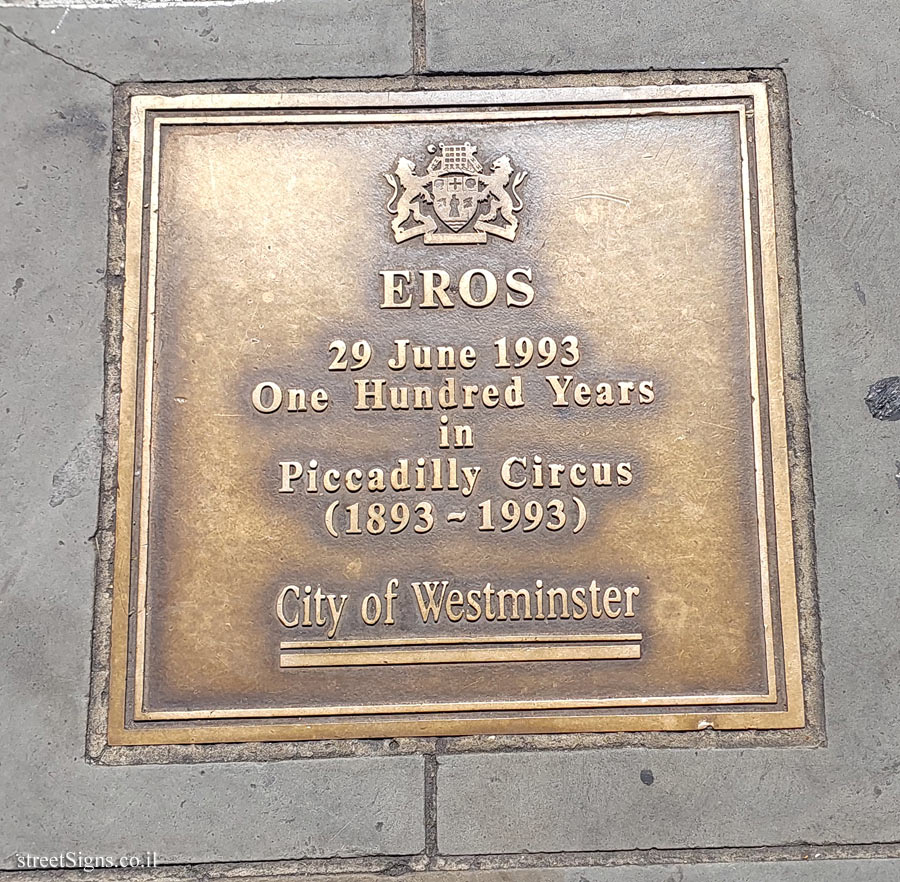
[133,84,761,114]
[279,644,642,668]
[153,104,746,129]
[280,634,642,650]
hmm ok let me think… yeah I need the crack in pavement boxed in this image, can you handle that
[0,20,114,84]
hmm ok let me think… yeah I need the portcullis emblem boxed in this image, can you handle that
[384,142,527,244]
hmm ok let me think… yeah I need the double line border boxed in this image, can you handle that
[107,82,804,744]
[279,634,644,667]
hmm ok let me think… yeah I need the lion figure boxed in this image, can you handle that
[384,158,438,242]
[474,155,528,240]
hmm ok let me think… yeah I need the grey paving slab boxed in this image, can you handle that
[0,0,412,82]
[0,20,424,871]
[437,744,898,852]
[282,860,900,882]
[430,0,900,858]
[424,0,883,74]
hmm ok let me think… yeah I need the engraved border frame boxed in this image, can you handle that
[103,79,810,747]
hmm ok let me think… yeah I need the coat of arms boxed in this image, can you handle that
[384,142,527,244]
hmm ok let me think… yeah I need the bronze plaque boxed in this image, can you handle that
[106,81,807,744]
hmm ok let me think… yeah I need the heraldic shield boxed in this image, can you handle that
[384,141,527,244]
[432,174,480,230]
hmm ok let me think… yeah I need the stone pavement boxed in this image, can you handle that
[1,0,899,879]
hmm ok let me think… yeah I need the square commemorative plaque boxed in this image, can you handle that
[104,79,810,745]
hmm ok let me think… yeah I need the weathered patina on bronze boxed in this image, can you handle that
[107,82,805,744]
